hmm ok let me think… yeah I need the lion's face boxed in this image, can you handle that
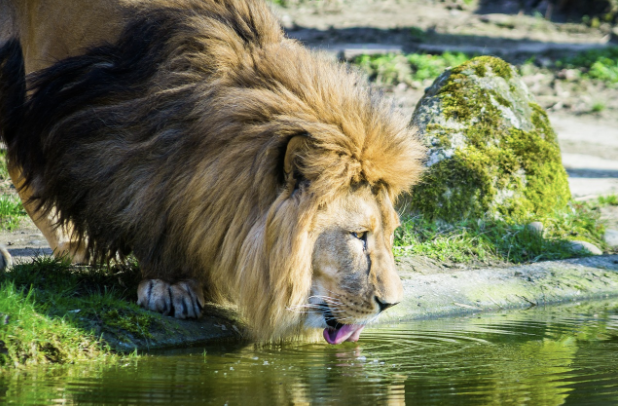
[307,186,403,344]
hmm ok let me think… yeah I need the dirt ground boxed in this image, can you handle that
[274,0,612,46]
[274,0,618,115]
[2,0,617,257]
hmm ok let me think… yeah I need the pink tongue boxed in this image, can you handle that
[323,324,365,345]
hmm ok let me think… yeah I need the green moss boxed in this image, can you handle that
[425,124,454,148]
[410,56,570,221]
[102,309,153,339]
[450,56,513,80]
[434,59,514,123]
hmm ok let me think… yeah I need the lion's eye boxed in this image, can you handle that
[351,231,366,240]
[351,231,367,251]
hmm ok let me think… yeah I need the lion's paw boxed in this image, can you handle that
[137,279,205,319]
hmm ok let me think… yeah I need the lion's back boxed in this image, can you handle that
[5,0,281,74]
[3,0,288,271]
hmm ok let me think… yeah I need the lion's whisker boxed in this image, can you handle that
[308,295,343,305]
[308,294,341,301]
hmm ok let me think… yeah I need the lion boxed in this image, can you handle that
[0,0,425,343]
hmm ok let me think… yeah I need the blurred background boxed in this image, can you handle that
[270,0,618,118]
[268,0,618,206]
[265,0,618,262]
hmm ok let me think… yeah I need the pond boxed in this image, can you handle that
[3,299,618,405]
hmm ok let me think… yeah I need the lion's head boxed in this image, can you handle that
[0,0,425,344]
[308,185,404,344]
[232,88,426,343]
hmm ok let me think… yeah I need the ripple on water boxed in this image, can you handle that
[5,300,618,404]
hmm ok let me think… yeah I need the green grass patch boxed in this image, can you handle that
[597,194,618,206]
[352,51,472,86]
[394,200,610,264]
[0,151,27,230]
[591,101,607,112]
[556,47,618,84]
[351,47,618,88]
[0,150,9,181]
[0,195,26,230]
[0,257,154,369]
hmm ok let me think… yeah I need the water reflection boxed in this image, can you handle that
[4,300,618,405]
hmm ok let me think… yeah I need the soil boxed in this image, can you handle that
[2,0,617,259]
[275,0,612,48]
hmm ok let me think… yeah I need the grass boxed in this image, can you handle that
[598,194,618,206]
[350,46,618,89]
[556,47,618,84]
[0,195,26,230]
[393,198,614,265]
[591,101,607,112]
[352,52,471,86]
[0,256,153,369]
[0,151,27,230]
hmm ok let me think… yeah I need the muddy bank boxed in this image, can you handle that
[104,304,242,352]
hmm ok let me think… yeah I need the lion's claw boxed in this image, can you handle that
[137,279,205,319]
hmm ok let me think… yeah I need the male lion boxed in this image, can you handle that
[0,0,425,343]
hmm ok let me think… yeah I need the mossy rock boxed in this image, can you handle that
[409,56,570,221]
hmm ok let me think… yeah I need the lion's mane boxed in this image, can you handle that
[0,0,425,340]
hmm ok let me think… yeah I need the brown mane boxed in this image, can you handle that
[0,0,425,340]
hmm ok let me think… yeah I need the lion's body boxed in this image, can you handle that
[1,0,124,71]
[1,0,129,261]
[0,0,425,341]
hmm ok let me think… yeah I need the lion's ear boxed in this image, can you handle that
[283,135,307,176]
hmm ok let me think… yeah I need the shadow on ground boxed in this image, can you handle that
[286,25,610,62]
[567,169,618,178]
[474,0,614,23]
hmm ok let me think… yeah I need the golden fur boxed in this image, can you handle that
[0,0,425,341]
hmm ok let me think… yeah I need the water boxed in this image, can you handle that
[4,300,618,405]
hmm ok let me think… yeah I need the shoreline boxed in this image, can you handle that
[2,251,617,370]
[56,254,618,352]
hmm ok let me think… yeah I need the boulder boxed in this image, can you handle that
[568,241,603,256]
[526,221,544,236]
[409,56,571,221]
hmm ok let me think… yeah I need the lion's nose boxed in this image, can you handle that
[375,296,399,312]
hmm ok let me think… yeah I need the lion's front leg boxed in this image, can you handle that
[137,279,205,319]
